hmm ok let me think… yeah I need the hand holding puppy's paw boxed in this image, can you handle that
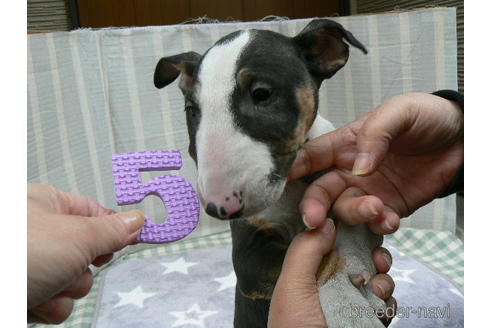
[269,221,395,328]
[317,224,395,328]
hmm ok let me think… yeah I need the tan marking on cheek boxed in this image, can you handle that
[283,87,316,152]
[316,250,345,287]
[296,87,316,133]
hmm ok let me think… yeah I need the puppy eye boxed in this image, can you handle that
[250,83,272,104]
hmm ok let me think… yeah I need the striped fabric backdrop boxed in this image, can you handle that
[27,8,458,244]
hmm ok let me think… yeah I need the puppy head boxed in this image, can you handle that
[154,19,366,220]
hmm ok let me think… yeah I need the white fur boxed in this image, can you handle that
[196,30,284,215]
[308,115,336,139]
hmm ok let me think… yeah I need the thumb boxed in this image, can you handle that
[83,210,145,258]
[268,220,336,328]
[278,219,336,287]
[352,96,414,176]
[288,131,339,182]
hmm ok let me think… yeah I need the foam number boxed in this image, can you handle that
[112,150,200,243]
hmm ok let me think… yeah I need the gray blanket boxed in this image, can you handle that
[94,242,463,327]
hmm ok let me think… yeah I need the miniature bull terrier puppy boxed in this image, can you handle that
[154,19,386,328]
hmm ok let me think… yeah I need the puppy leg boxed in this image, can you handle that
[233,285,271,328]
[230,219,288,328]
[318,223,386,328]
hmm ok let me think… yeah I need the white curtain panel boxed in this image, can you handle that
[27,8,458,242]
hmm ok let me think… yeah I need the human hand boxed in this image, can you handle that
[290,93,464,233]
[268,220,396,327]
[27,183,145,324]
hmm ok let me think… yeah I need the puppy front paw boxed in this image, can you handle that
[319,270,386,328]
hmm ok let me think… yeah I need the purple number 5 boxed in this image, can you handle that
[112,150,200,243]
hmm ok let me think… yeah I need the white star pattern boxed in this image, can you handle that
[170,303,217,327]
[389,267,416,284]
[213,271,237,292]
[114,286,157,308]
[161,257,198,275]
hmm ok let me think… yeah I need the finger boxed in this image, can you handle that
[352,98,414,176]
[288,130,339,181]
[331,187,384,225]
[268,220,337,328]
[367,207,400,235]
[56,188,115,217]
[372,247,392,274]
[82,210,145,259]
[370,273,395,301]
[299,171,347,229]
[279,219,336,284]
[29,295,74,324]
[92,253,114,267]
[59,268,93,299]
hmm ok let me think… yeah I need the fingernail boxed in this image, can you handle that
[119,210,145,233]
[376,283,386,296]
[302,213,314,230]
[376,280,390,296]
[384,219,394,232]
[367,201,379,217]
[382,252,392,267]
[321,218,335,234]
[352,153,371,176]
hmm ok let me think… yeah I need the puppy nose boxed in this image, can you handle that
[205,201,244,219]
[205,202,219,218]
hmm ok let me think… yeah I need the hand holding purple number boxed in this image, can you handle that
[112,150,200,243]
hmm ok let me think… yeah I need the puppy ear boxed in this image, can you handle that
[293,19,367,81]
[154,51,202,94]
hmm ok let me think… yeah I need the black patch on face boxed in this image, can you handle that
[230,30,317,180]
[183,30,320,184]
